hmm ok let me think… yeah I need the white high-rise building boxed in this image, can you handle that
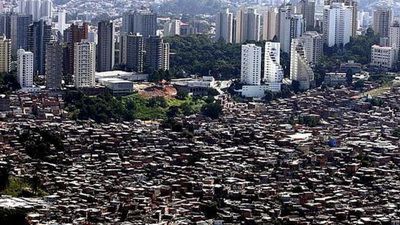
[262,7,279,41]
[241,44,262,86]
[323,3,353,47]
[235,8,261,43]
[74,40,96,88]
[215,9,233,43]
[290,39,314,90]
[18,0,52,21]
[264,42,284,92]
[389,21,400,49]
[56,9,66,33]
[17,49,34,88]
[164,19,181,37]
[279,4,305,53]
[299,31,323,65]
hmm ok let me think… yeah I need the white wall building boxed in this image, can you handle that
[241,44,262,86]
[323,3,353,47]
[389,21,400,49]
[18,0,52,21]
[164,19,181,37]
[17,49,34,89]
[74,40,96,88]
[290,39,315,90]
[279,4,304,53]
[370,45,398,69]
[215,9,233,43]
[56,9,66,33]
[299,31,323,65]
[264,42,283,92]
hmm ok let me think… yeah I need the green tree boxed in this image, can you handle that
[201,102,223,119]
[393,128,400,137]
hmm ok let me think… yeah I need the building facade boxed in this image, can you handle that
[74,40,96,88]
[18,0,52,21]
[241,44,262,86]
[126,34,144,73]
[235,8,261,43]
[298,0,315,30]
[17,49,34,88]
[10,14,32,56]
[122,9,157,37]
[262,7,278,41]
[323,3,353,47]
[164,19,181,37]
[370,45,398,69]
[264,42,284,92]
[389,21,400,49]
[63,22,89,75]
[290,39,315,90]
[215,8,233,43]
[0,35,11,73]
[45,41,63,90]
[373,7,393,38]
[145,36,170,72]
[279,4,305,53]
[299,31,323,65]
[97,21,115,72]
[27,19,52,75]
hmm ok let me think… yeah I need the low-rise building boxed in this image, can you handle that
[324,72,347,86]
[97,78,134,96]
[370,45,398,69]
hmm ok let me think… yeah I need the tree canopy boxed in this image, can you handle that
[165,35,241,79]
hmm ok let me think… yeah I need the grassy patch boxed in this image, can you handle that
[2,176,46,197]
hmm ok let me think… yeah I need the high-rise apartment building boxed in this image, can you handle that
[55,9,66,33]
[17,49,34,88]
[323,3,353,47]
[262,7,278,41]
[74,40,96,88]
[279,4,305,53]
[298,0,315,30]
[298,31,323,65]
[235,8,261,43]
[241,44,262,86]
[326,0,357,36]
[264,42,284,92]
[0,13,11,38]
[18,0,52,21]
[97,21,115,72]
[27,19,52,75]
[164,19,181,37]
[145,36,170,72]
[162,43,170,71]
[0,35,11,73]
[63,22,89,75]
[389,21,400,49]
[290,39,315,90]
[45,41,63,90]
[373,6,393,38]
[10,14,32,56]
[215,8,233,43]
[126,34,144,73]
[122,10,157,37]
